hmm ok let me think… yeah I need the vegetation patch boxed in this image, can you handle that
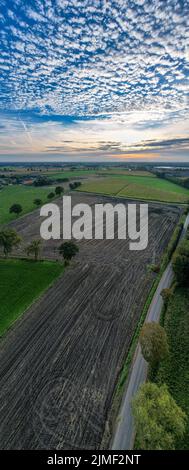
[79,175,189,203]
[0,185,55,225]
[45,169,98,180]
[0,259,64,335]
[45,169,154,180]
[154,286,189,449]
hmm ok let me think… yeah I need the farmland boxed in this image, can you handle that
[45,169,98,179]
[0,185,55,226]
[0,259,64,336]
[98,169,154,177]
[0,193,181,449]
[79,175,189,203]
[45,169,154,180]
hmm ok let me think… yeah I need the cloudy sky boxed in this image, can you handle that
[0,0,188,162]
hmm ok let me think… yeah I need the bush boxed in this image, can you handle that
[69,181,82,190]
[34,176,51,187]
[47,192,55,199]
[33,198,42,206]
[161,288,172,307]
[55,186,64,196]
[9,203,22,215]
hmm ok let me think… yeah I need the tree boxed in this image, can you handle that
[69,181,82,190]
[59,241,79,262]
[47,192,55,199]
[132,382,186,450]
[0,229,22,257]
[139,322,169,366]
[26,239,41,261]
[57,177,69,183]
[9,203,22,216]
[161,288,172,307]
[34,176,52,187]
[55,186,64,196]
[34,198,42,207]
[172,239,189,286]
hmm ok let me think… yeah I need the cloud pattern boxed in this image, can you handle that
[0,0,188,156]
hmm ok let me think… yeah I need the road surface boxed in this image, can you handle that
[111,213,189,450]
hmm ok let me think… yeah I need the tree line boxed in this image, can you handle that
[8,181,82,217]
[8,186,65,217]
[0,228,79,264]
[132,226,189,449]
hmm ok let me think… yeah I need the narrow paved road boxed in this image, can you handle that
[111,213,189,450]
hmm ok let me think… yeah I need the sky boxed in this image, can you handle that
[0,0,188,162]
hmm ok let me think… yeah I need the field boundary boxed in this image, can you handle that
[76,189,188,206]
[97,172,155,178]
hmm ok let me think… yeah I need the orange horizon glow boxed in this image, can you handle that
[108,153,159,160]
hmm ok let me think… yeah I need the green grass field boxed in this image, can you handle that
[46,169,97,180]
[155,287,189,449]
[0,259,64,335]
[45,169,154,180]
[0,185,55,225]
[99,169,154,177]
[78,175,189,203]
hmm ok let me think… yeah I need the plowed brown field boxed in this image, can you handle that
[0,194,181,449]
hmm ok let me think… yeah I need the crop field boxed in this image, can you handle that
[79,176,189,202]
[98,169,154,177]
[0,259,64,336]
[0,193,181,449]
[46,169,98,180]
[45,169,153,180]
[0,185,55,226]
[79,175,189,203]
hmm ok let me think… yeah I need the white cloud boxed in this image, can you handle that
[0,0,188,155]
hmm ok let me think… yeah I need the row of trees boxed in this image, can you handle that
[172,237,189,286]
[132,317,186,449]
[132,227,189,449]
[9,180,83,217]
[9,186,65,216]
[155,169,189,190]
[69,181,82,190]
[0,228,79,263]
[34,176,69,186]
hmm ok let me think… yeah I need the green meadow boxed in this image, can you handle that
[78,175,189,203]
[46,169,97,179]
[0,185,55,225]
[46,168,154,180]
[0,259,64,336]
